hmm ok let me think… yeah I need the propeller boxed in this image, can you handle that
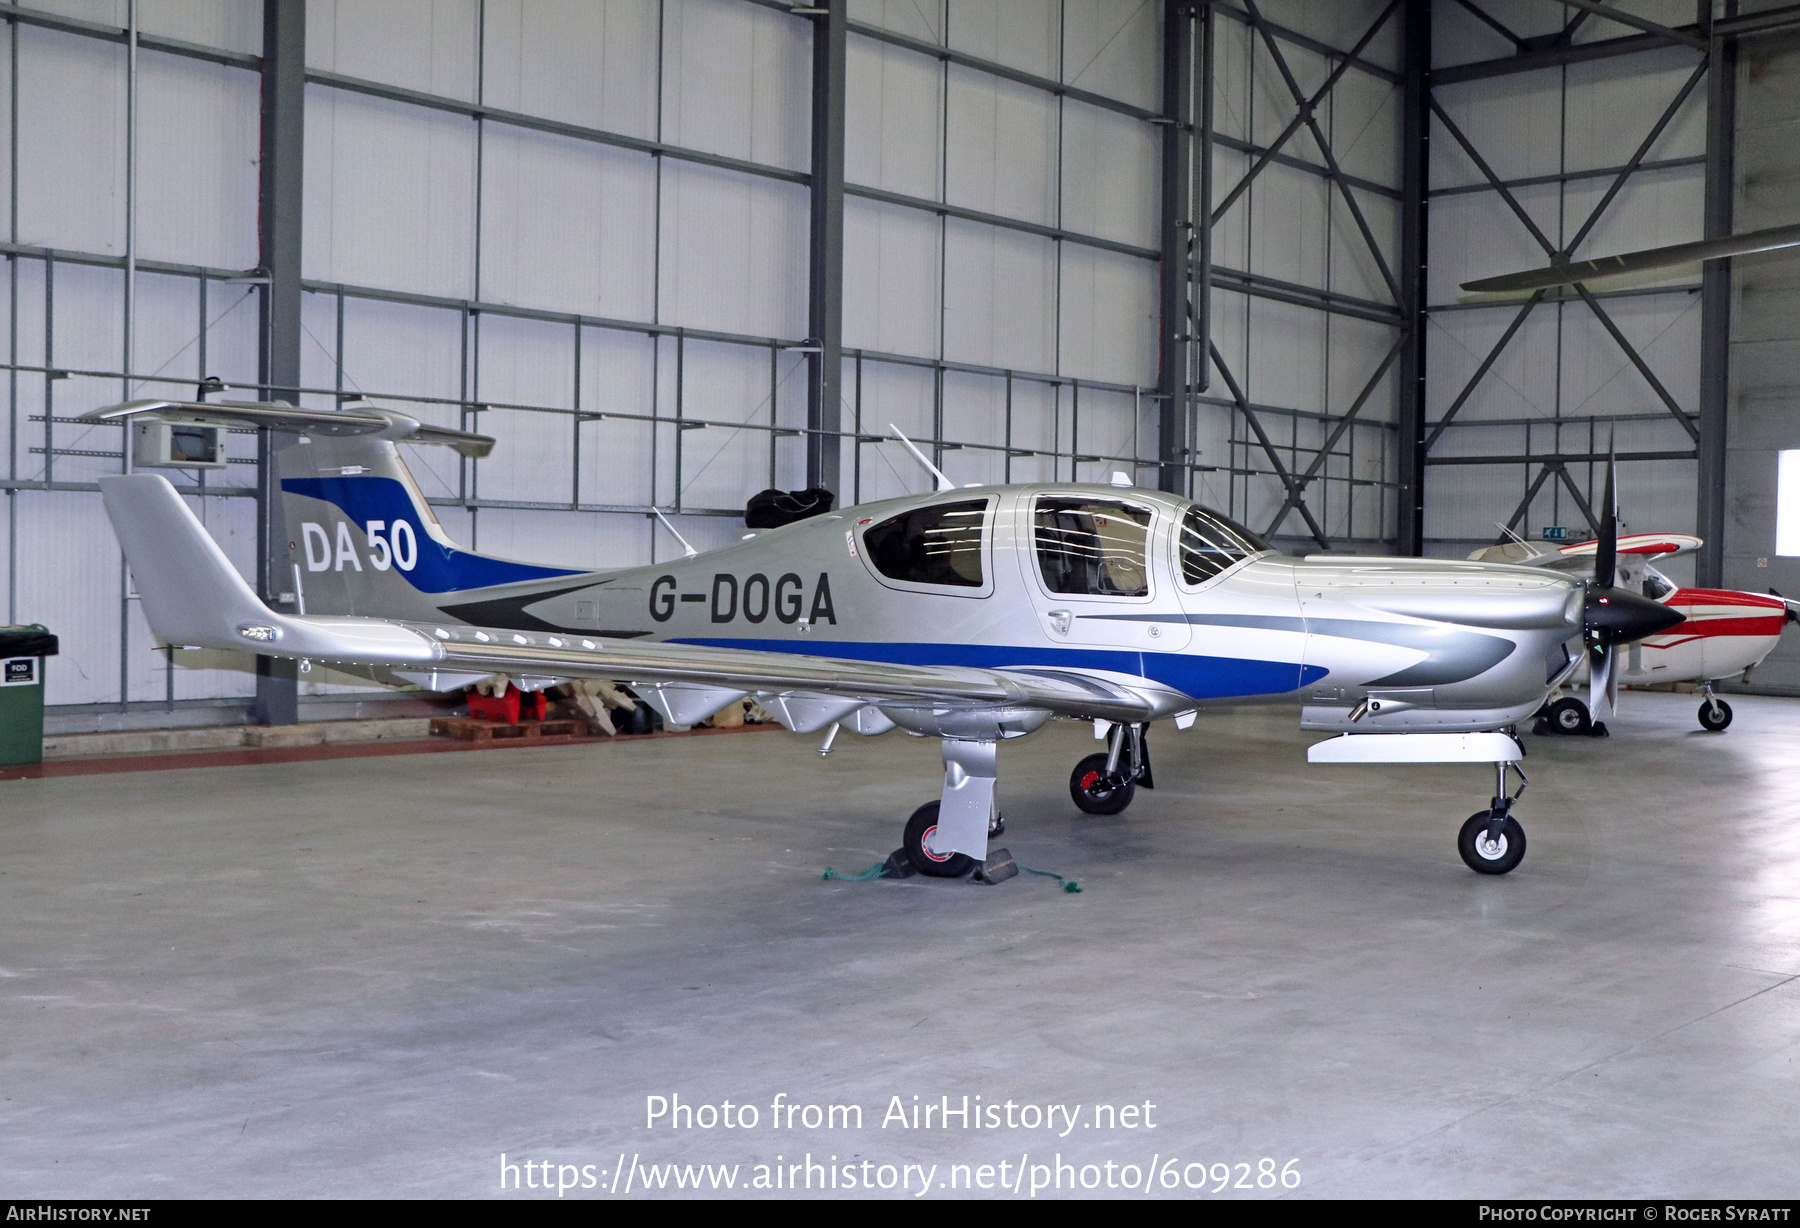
[1579,454,1687,734]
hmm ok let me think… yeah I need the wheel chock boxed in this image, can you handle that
[882,848,918,879]
[974,848,1018,884]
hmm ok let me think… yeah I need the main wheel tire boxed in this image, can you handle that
[1458,811,1526,875]
[1699,698,1733,731]
[1548,697,1591,736]
[903,802,975,878]
[1069,752,1136,816]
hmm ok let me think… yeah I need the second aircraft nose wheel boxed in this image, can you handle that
[1699,697,1733,731]
[1547,697,1591,736]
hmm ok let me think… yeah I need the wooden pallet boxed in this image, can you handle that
[429,716,591,743]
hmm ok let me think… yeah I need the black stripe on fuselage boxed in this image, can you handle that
[1080,612,1515,687]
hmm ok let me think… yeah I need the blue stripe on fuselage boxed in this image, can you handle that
[282,476,582,593]
[673,638,1326,701]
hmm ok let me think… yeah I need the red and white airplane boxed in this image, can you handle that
[1470,532,1794,733]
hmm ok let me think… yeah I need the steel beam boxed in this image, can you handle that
[253,0,301,727]
[1158,4,1194,494]
[1544,0,1706,49]
[1242,0,1401,304]
[1428,450,1698,466]
[1429,154,1706,198]
[806,1,846,496]
[1697,8,1736,587]
[1209,343,1330,551]
[1397,0,1430,555]
[1435,28,1698,86]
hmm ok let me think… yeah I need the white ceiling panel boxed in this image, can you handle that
[303,84,477,299]
[843,195,942,359]
[478,125,657,320]
[941,218,1055,373]
[945,66,1057,226]
[846,34,942,199]
[662,0,811,174]
[658,160,808,339]
[481,0,658,138]
[1060,99,1157,248]
[307,0,479,101]
[1057,243,1156,387]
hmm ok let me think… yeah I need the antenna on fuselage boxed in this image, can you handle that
[887,424,956,493]
[652,507,698,559]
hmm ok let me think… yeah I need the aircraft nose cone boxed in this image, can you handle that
[1584,586,1686,644]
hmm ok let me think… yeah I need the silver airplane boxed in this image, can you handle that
[87,398,1682,878]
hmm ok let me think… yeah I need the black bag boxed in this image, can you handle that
[745,487,835,529]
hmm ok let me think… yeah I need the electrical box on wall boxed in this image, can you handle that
[132,419,228,469]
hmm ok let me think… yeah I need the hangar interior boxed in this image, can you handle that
[5,0,1800,1202]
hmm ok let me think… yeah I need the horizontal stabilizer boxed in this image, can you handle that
[83,399,493,458]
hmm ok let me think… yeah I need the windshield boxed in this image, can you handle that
[1178,503,1270,585]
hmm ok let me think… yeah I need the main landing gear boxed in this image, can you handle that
[1457,761,1530,875]
[1698,687,1733,732]
[1533,696,1606,738]
[1069,722,1153,816]
[895,739,1016,882]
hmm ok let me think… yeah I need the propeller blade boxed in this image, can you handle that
[1595,455,1617,591]
[1459,222,1800,294]
[1589,642,1616,726]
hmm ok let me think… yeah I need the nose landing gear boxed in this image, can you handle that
[1698,687,1733,731]
[1070,722,1153,816]
[1458,761,1529,875]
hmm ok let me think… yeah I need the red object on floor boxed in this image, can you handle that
[465,684,547,724]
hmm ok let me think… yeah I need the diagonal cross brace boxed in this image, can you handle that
[1243,0,1403,306]
[1423,291,1546,451]
[1265,330,1408,539]
[1210,343,1331,551]
[1433,96,1700,445]
[1210,0,1401,227]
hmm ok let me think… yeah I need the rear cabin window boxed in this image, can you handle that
[1034,497,1153,596]
[862,499,987,587]
[1178,504,1269,585]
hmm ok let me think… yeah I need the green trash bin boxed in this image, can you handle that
[0,624,58,768]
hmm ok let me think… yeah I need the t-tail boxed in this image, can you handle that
[82,398,601,625]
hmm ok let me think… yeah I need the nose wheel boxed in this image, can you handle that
[1457,761,1529,875]
[1698,690,1733,731]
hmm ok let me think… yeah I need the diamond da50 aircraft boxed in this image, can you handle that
[89,397,1682,877]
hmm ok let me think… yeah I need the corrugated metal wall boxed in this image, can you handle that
[1424,1,1707,576]
[0,0,1404,717]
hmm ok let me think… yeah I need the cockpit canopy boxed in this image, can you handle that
[859,490,1270,597]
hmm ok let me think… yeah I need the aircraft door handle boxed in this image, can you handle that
[1047,609,1071,636]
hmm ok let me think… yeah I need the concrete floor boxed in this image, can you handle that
[2,692,1798,1199]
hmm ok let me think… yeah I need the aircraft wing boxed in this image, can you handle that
[100,473,1155,725]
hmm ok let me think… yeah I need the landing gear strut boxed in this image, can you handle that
[898,739,1015,880]
[1070,722,1153,816]
[1698,686,1733,732]
[1458,760,1529,875]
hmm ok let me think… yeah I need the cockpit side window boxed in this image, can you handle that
[862,499,988,587]
[1178,504,1269,585]
[1033,497,1153,596]
[1642,570,1674,600]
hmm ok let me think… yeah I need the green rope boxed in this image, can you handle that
[821,860,1082,892]
[1020,865,1083,893]
[822,862,890,882]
